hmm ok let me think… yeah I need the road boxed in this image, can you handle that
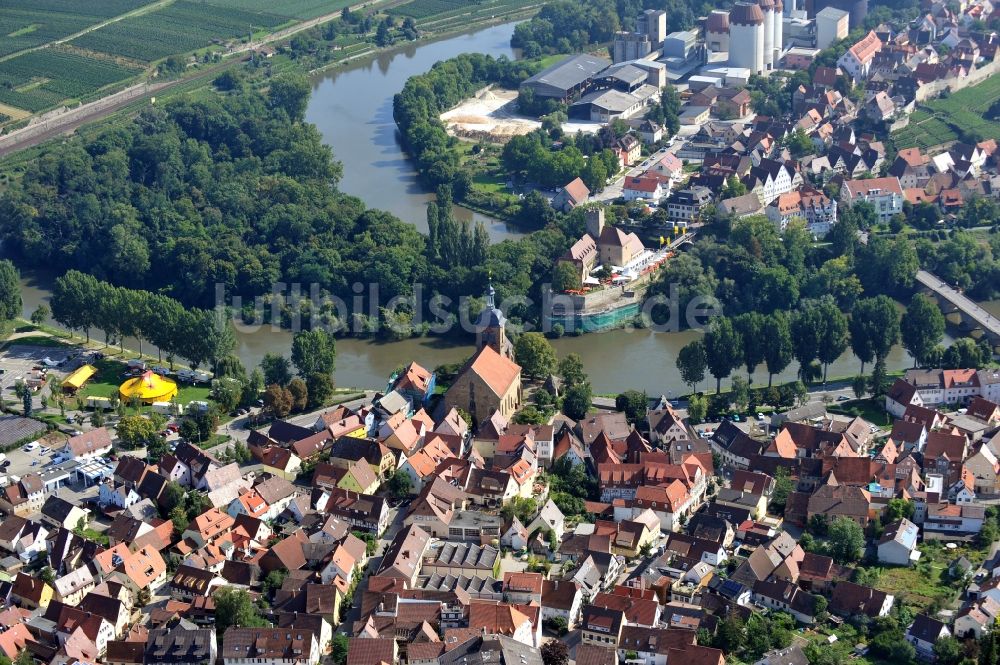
[592,125,699,203]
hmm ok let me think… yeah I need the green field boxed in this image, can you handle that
[71,1,290,62]
[390,0,470,18]
[0,0,158,58]
[203,0,355,19]
[390,0,540,23]
[0,49,142,112]
[78,359,211,406]
[894,74,1000,149]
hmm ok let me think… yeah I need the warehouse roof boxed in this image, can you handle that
[522,54,611,95]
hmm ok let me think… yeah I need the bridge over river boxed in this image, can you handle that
[916,270,1000,352]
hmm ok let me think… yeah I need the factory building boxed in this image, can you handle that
[807,0,868,29]
[759,0,776,70]
[520,54,612,103]
[613,31,652,63]
[815,6,849,49]
[729,3,766,75]
[705,11,730,52]
[637,9,668,46]
[773,0,784,64]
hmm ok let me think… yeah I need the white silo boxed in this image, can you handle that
[729,3,765,75]
[758,0,775,70]
[773,0,784,63]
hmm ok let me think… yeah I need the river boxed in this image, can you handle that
[304,22,524,242]
[8,23,996,395]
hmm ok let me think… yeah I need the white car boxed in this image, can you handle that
[22,442,38,452]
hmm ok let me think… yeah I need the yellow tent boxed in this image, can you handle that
[62,364,97,393]
[119,370,178,404]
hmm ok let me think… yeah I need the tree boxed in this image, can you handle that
[305,371,334,408]
[0,260,21,322]
[615,390,647,424]
[160,481,186,514]
[933,636,963,665]
[267,73,311,122]
[214,588,267,637]
[30,304,48,325]
[116,415,158,449]
[13,651,31,665]
[734,312,765,381]
[816,298,849,383]
[827,516,865,563]
[291,328,336,377]
[791,303,823,380]
[677,339,707,392]
[387,469,412,499]
[558,353,587,388]
[553,261,582,292]
[883,498,915,524]
[901,294,945,367]
[213,379,243,413]
[263,569,288,598]
[260,353,292,387]
[731,376,750,412]
[769,467,793,514]
[546,616,569,636]
[762,312,793,388]
[704,317,742,393]
[852,374,867,399]
[331,635,349,665]
[541,640,569,665]
[263,384,292,418]
[562,382,592,420]
[287,377,308,412]
[849,296,901,374]
[687,393,707,423]
[514,333,557,379]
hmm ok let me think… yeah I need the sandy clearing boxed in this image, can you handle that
[441,86,602,140]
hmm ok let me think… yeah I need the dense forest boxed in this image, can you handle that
[0,73,587,335]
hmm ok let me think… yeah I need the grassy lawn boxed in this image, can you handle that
[827,398,892,427]
[76,358,211,407]
[860,540,985,611]
[472,171,508,194]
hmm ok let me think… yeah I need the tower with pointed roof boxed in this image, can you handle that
[475,281,512,359]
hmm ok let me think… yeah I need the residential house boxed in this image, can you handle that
[541,579,583,630]
[840,176,904,221]
[877,518,921,566]
[145,626,217,665]
[837,31,883,80]
[374,525,431,587]
[906,615,951,661]
[552,178,591,212]
[222,627,319,665]
[62,428,113,461]
[829,581,894,618]
[40,496,89,531]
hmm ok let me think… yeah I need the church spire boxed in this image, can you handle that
[486,275,496,309]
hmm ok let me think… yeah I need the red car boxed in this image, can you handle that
[166,423,180,433]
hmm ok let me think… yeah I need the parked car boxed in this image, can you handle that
[22,442,37,452]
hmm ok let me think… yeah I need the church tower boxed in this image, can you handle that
[475,280,512,358]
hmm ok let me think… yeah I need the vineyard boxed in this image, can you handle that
[894,74,1000,150]
[0,0,157,58]
[202,0,355,20]
[389,0,471,19]
[0,49,141,112]
[71,1,290,62]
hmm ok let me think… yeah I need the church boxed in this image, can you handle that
[442,283,523,428]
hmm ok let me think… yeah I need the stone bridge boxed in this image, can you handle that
[916,270,1000,354]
